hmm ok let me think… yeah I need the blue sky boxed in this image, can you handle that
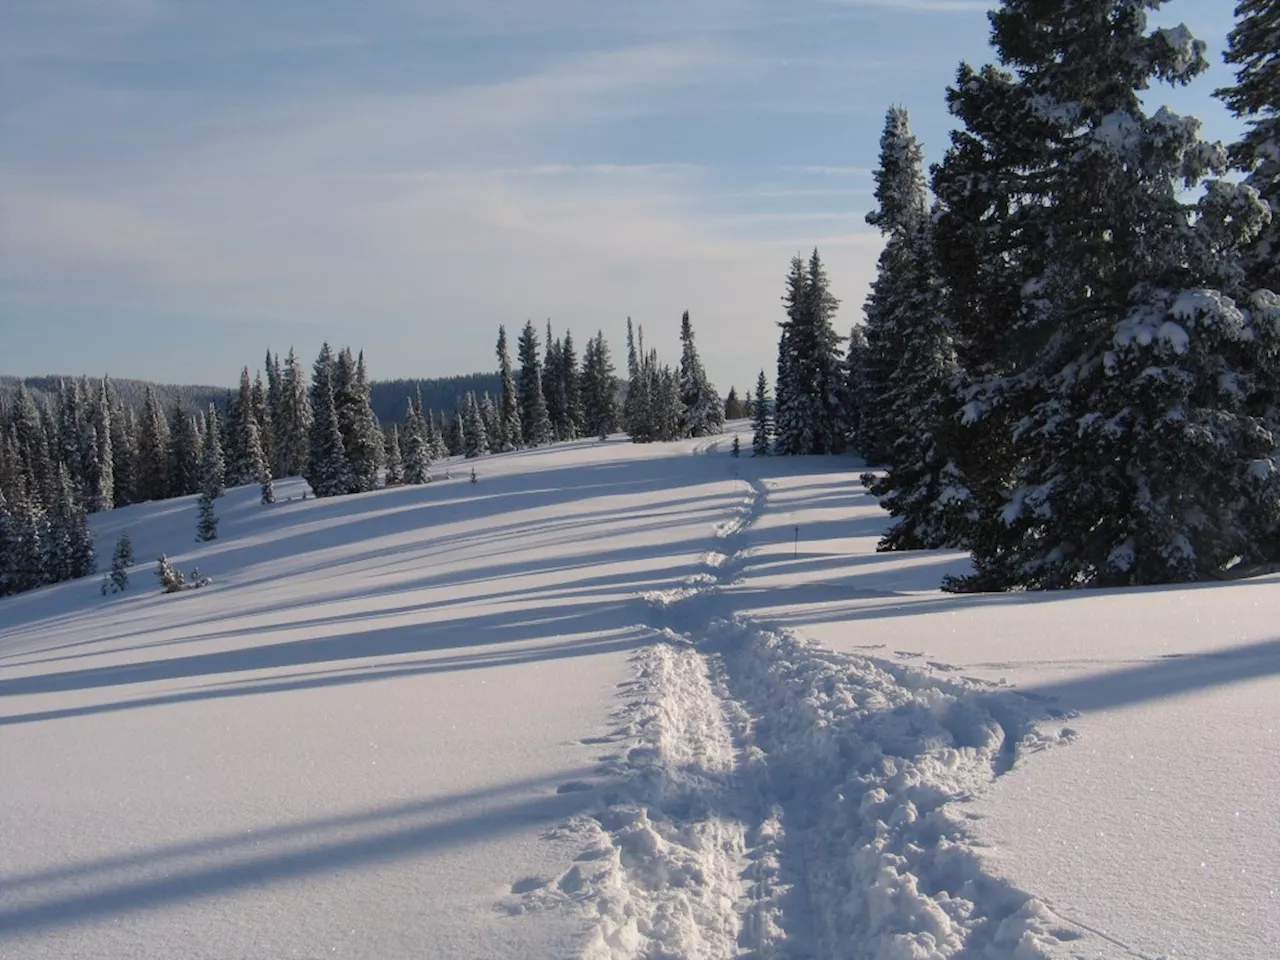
[0,0,1241,393]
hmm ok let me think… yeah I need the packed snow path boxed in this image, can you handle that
[516,466,1075,959]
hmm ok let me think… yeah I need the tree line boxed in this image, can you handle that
[754,0,1280,591]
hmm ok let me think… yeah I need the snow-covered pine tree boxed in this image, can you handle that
[305,347,351,498]
[45,462,94,582]
[581,331,620,440]
[401,397,431,484]
[542,323,568,440]
[156,554,185,593]
[752,370,773,456]
[227,368,267,487]
[426,409,448,461]
[938,0,1280,590]
[678,311,724,438]
[106,530,132,592]
[774,251,845,455]
[106,380,137,507]
[1217,0,1280,294]
[623,318,643,436]
[560,329,584,440]
[384,424,404,486]
[196,489,218,541]
[252,371,275,478]
[168,405,204,497]
[136,386,171,501]
[479,393,500,453]
[463,392,488,458]
[724,386,744,421]
[265,350,285,478]
[337,351,384,493]
[843,326,870,455]
[517,320,552,446]
[858,106,967,551]
[496,325,522,452]
[88,380,114,512]
[201,405,226,499]
[859,107,929,464]
[277,347,312,478]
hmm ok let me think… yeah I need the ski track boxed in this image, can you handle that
[514,467,1078,959]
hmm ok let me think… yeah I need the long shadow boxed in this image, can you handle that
[0,629,652,727]
[0,770,611,938]
[0,596,648,699]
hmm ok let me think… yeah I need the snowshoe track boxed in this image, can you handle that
[515,469,1075,958]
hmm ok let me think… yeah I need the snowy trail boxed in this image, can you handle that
[524,467,1076,959]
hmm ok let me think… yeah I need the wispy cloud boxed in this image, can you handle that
[824,0,991,13]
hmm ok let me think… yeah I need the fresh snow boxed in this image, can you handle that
[2,425,1277,958]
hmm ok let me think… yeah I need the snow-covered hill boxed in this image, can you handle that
[1,430,1276,959]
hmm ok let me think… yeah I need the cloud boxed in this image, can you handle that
[824,0,991,12]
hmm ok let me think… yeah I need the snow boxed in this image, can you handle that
[2,428,1278,958]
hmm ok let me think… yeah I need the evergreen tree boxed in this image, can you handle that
[844,325,871,454]
[724,386,745,421]
[937,0,1280,589]
[401,397,432,484]
[45,462,94,582]
[252,370,274,477]
[678,311,724,438]
[201,405,226,499]
[517,320,552,446]
[543,323,568,440]
[560,329,584,439]
[752,370,773,456]
[156,554,185,593]
[277,347,312,478]
[107,380,138,507]
[774,251,845,455]
[333,350,384,493]
[384,425,404,486]
[168,404,204,497]
[623,318,643,434]
[228,368,268,487]
[859,106,968,551]
[1217,0,1280,293]
[496,325,522,452]
[196,489,218,541]
[88,381,114,513]
[265,350,285,477]
[463,392,489,458]
[137,386,171,501]
[305,346,351,497]
[106,531,133,592]
[581,331,620,440]
[479,393,500,453]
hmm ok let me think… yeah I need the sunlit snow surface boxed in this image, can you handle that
[1,427,1276,958]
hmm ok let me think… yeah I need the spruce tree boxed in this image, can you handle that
[201,405,226,499]
[156,554,185,593]
[108,382,138,507]
[401,397,431,484]
[582,331,620,440]
[463,392,489,458]
[305,349,351,497]
[844,325,871,455]
[623,318,643,435]
[137,386,171,501]
[196,489,218,541]
[168,405,204,497]
[724,386,744,421]
[479,393,500,453]
[860,106,967,550]
[752,370,773,456]
[89,382,114,512]
[107,531,132,592]
[384,425,404,486]
[1217,0,1280,293]
[774,252,845,455]
[496,325,522,451]
[560,329,584,439]
[937,0,1280,589]
[517,320,552,446]
[277,347,312,478]
[678,311,724,437]
[543,323,567,440]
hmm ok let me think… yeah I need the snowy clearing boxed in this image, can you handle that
[2,429,1277,958]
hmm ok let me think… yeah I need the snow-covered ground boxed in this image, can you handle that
[1,427,1276,958]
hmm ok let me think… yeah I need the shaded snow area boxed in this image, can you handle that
[2,426,1277,958]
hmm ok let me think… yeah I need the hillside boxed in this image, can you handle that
[0,431,1276,959]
